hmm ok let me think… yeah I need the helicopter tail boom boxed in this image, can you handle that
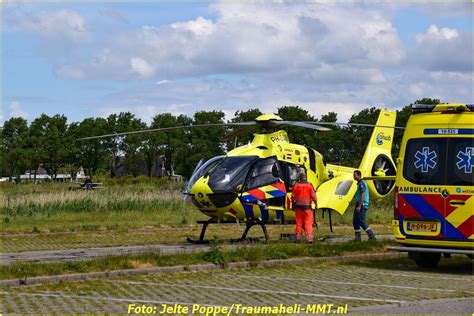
[358,109,397,198]
[317,109,397,215]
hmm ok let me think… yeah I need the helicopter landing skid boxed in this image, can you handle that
[186,219,270,244]
[237,220,270,243]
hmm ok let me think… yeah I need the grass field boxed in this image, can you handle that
[1,181,203,233]
[0,224,394,253]
[1,181,394,234]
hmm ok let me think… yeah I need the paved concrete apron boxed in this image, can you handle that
[1,256,472,314]
[0,244,208,265]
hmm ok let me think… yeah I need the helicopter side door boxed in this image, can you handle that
[240,157,287,220]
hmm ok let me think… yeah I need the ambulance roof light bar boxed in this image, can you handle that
[411,104,436,114]
[412,103,472,114]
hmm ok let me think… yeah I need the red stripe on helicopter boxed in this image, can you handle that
[246,188,266,200]
[272,181,286,192]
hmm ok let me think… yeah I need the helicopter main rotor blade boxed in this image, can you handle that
[276,121,331,131]
[77,122,254,141]
[303,121,405,130]
[221,123,259,141]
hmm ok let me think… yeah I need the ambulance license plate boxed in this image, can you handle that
[407,222,437,232]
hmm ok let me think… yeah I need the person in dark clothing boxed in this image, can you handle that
[353,170,376,241]
[84,176,93,190]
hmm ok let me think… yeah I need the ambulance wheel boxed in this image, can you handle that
[411,252,441,268]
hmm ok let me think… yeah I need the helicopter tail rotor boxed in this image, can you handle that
[369,154,396,195]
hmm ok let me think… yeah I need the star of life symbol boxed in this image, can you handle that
[414,147,437,173]
[456,147,473,173]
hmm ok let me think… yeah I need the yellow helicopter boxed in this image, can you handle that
[81,109,398,243]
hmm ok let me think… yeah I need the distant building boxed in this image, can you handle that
[114,154,184,180]
[18,166,88,183]
[20,167,50,182]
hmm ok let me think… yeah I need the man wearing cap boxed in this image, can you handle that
[291,171,317,243]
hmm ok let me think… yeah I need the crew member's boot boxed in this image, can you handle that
[366,228,377,241]
[354,231,361,242]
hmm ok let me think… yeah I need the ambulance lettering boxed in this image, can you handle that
[456,147,473,173]
[414,147,437,173]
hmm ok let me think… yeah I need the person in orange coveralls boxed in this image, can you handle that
[291,171,317,243]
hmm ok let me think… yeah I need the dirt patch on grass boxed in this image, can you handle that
[128,260,155,269]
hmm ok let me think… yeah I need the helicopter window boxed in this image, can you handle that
[183,156,225,194]
[207,156,258,192]
[245,157,282,190]
[305,147,317,172]
[279,162,300,191]
[335,180,352,196]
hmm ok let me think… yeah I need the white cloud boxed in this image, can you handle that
[55,3,406,80]
[410,24,471,72]
[415,25,459,42]
[308,64,386,84]
[8,101,29,119]
[170,16,216,36]
[6,3,471,124]
[9,9,89,43]
[409,82,430,98]
[130,57,155,78]
[404,70,473,104]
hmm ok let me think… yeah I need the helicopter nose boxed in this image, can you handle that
[188,177,214,209]
[189,177,238,208]
[188,177,206,198]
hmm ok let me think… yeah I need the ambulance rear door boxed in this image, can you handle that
[443,116,474,240]
[401,136,446,239]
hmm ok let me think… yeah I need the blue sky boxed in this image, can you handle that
[2,2,473,124]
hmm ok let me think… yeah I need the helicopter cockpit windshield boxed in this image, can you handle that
[208,156,259,192]
[183,155,225,194]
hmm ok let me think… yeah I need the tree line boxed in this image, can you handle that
[0,99,440,180]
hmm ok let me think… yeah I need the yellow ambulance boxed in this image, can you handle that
[390,103,474,267]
